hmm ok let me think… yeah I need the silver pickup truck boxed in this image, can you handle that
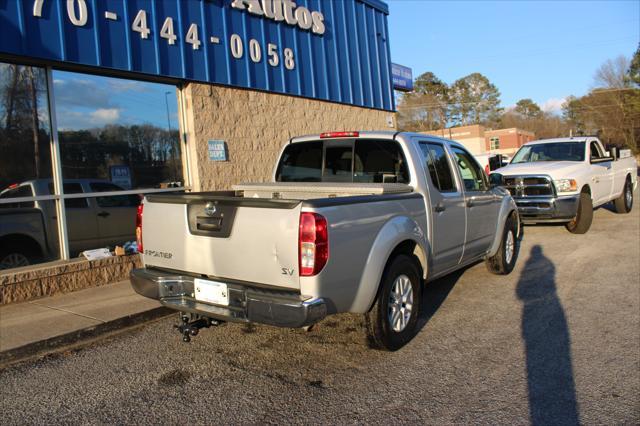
[131,131,520,350]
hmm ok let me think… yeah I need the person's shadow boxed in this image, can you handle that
[516,245,579,425]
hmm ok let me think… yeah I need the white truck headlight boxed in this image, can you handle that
[554,179,577,193]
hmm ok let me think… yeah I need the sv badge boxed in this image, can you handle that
[281,268,294,276]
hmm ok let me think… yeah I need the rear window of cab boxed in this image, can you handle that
[276,140,410,184]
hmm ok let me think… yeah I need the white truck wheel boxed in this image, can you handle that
[614,177,633,214]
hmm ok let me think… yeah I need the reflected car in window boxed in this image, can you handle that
[0,179,140,269]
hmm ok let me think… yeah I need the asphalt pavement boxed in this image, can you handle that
[1,193,638,424]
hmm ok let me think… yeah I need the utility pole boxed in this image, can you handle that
[165,91,177,183]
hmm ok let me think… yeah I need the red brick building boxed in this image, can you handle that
[423,125,535,156]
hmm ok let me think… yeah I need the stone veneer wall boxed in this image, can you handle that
[181,84,396,191]
[0,255,142,305]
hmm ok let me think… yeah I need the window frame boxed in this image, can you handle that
[490,136,500,150]
[0,62,190,266]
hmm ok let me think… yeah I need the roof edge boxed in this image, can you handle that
[358,0,389,14]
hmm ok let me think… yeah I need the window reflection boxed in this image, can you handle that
[0,63,58,269]
[0,64,52,190]
[53,71,183,256]
[0,65,185,270]
[53,71,183,189]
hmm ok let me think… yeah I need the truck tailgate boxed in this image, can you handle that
[141,195,302,290]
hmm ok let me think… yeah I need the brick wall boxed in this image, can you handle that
[182,84,396,191]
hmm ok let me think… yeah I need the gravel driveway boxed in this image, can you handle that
[1,192,638,424]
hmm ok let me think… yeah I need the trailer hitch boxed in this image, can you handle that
[174,314,224,342]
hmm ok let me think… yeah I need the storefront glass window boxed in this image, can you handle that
[1,64,186,271]
[51,71,184,257]
[52,70,182,189]
[0,62,60,269]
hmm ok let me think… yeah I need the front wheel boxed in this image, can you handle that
[565,192,593,234]
[614,177,633,214]
[485,214,519,275]
[365,254,422,351]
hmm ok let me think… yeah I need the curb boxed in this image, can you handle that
[0,306,174,370]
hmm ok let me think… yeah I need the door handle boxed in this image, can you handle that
[97,211,110,218]
[434,202,446,213]
[466,197,476,208]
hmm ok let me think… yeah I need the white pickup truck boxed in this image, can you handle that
[491,137,637,234]
[131,131,520,350]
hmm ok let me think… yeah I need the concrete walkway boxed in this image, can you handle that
[0,280,172,367]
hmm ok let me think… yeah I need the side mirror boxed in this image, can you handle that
[489,173,503,188]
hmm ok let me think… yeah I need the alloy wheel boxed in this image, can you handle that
[388,274,414,332]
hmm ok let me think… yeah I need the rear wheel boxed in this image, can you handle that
[565,192,593,234]
[486,214,519,275]
[0,250,32,270]
[614,177,633,214]
[365,254,422,351]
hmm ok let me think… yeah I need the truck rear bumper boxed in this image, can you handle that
[130,268,327,328]
[515,194,580,223]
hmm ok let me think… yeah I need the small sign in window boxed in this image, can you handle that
[208,140,228,161]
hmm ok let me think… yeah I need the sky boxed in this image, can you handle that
[386,0,639,112]
[52,71,179,131]
[50,0,639,130]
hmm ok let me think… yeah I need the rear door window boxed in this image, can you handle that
[419,143,456,192]
[89,182,139,207]
[48,183,88,208]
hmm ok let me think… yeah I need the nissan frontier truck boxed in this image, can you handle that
[131,131,521,350]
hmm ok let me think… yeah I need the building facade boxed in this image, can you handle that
[0,0,396,299]
[423,125,535,156]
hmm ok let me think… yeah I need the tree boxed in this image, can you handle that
[562,51,640,151]
[449,73,501,126]
[594,55,631,89]
[514,99,542,119]
[397,71,449,131]
[629,44,640,87]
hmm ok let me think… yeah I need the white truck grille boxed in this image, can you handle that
[503,176,555,198]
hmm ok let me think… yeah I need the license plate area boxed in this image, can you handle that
[194,278,229,306]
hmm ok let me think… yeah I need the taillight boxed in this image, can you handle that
[136,204,143,253]
[299,212,329,276]
[485,164,490,174]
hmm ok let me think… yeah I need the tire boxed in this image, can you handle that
[365,254,422,351]
[565,192,593,234]
[613,177,633,214]
[485,213,519,275]
[0,248,33,270]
